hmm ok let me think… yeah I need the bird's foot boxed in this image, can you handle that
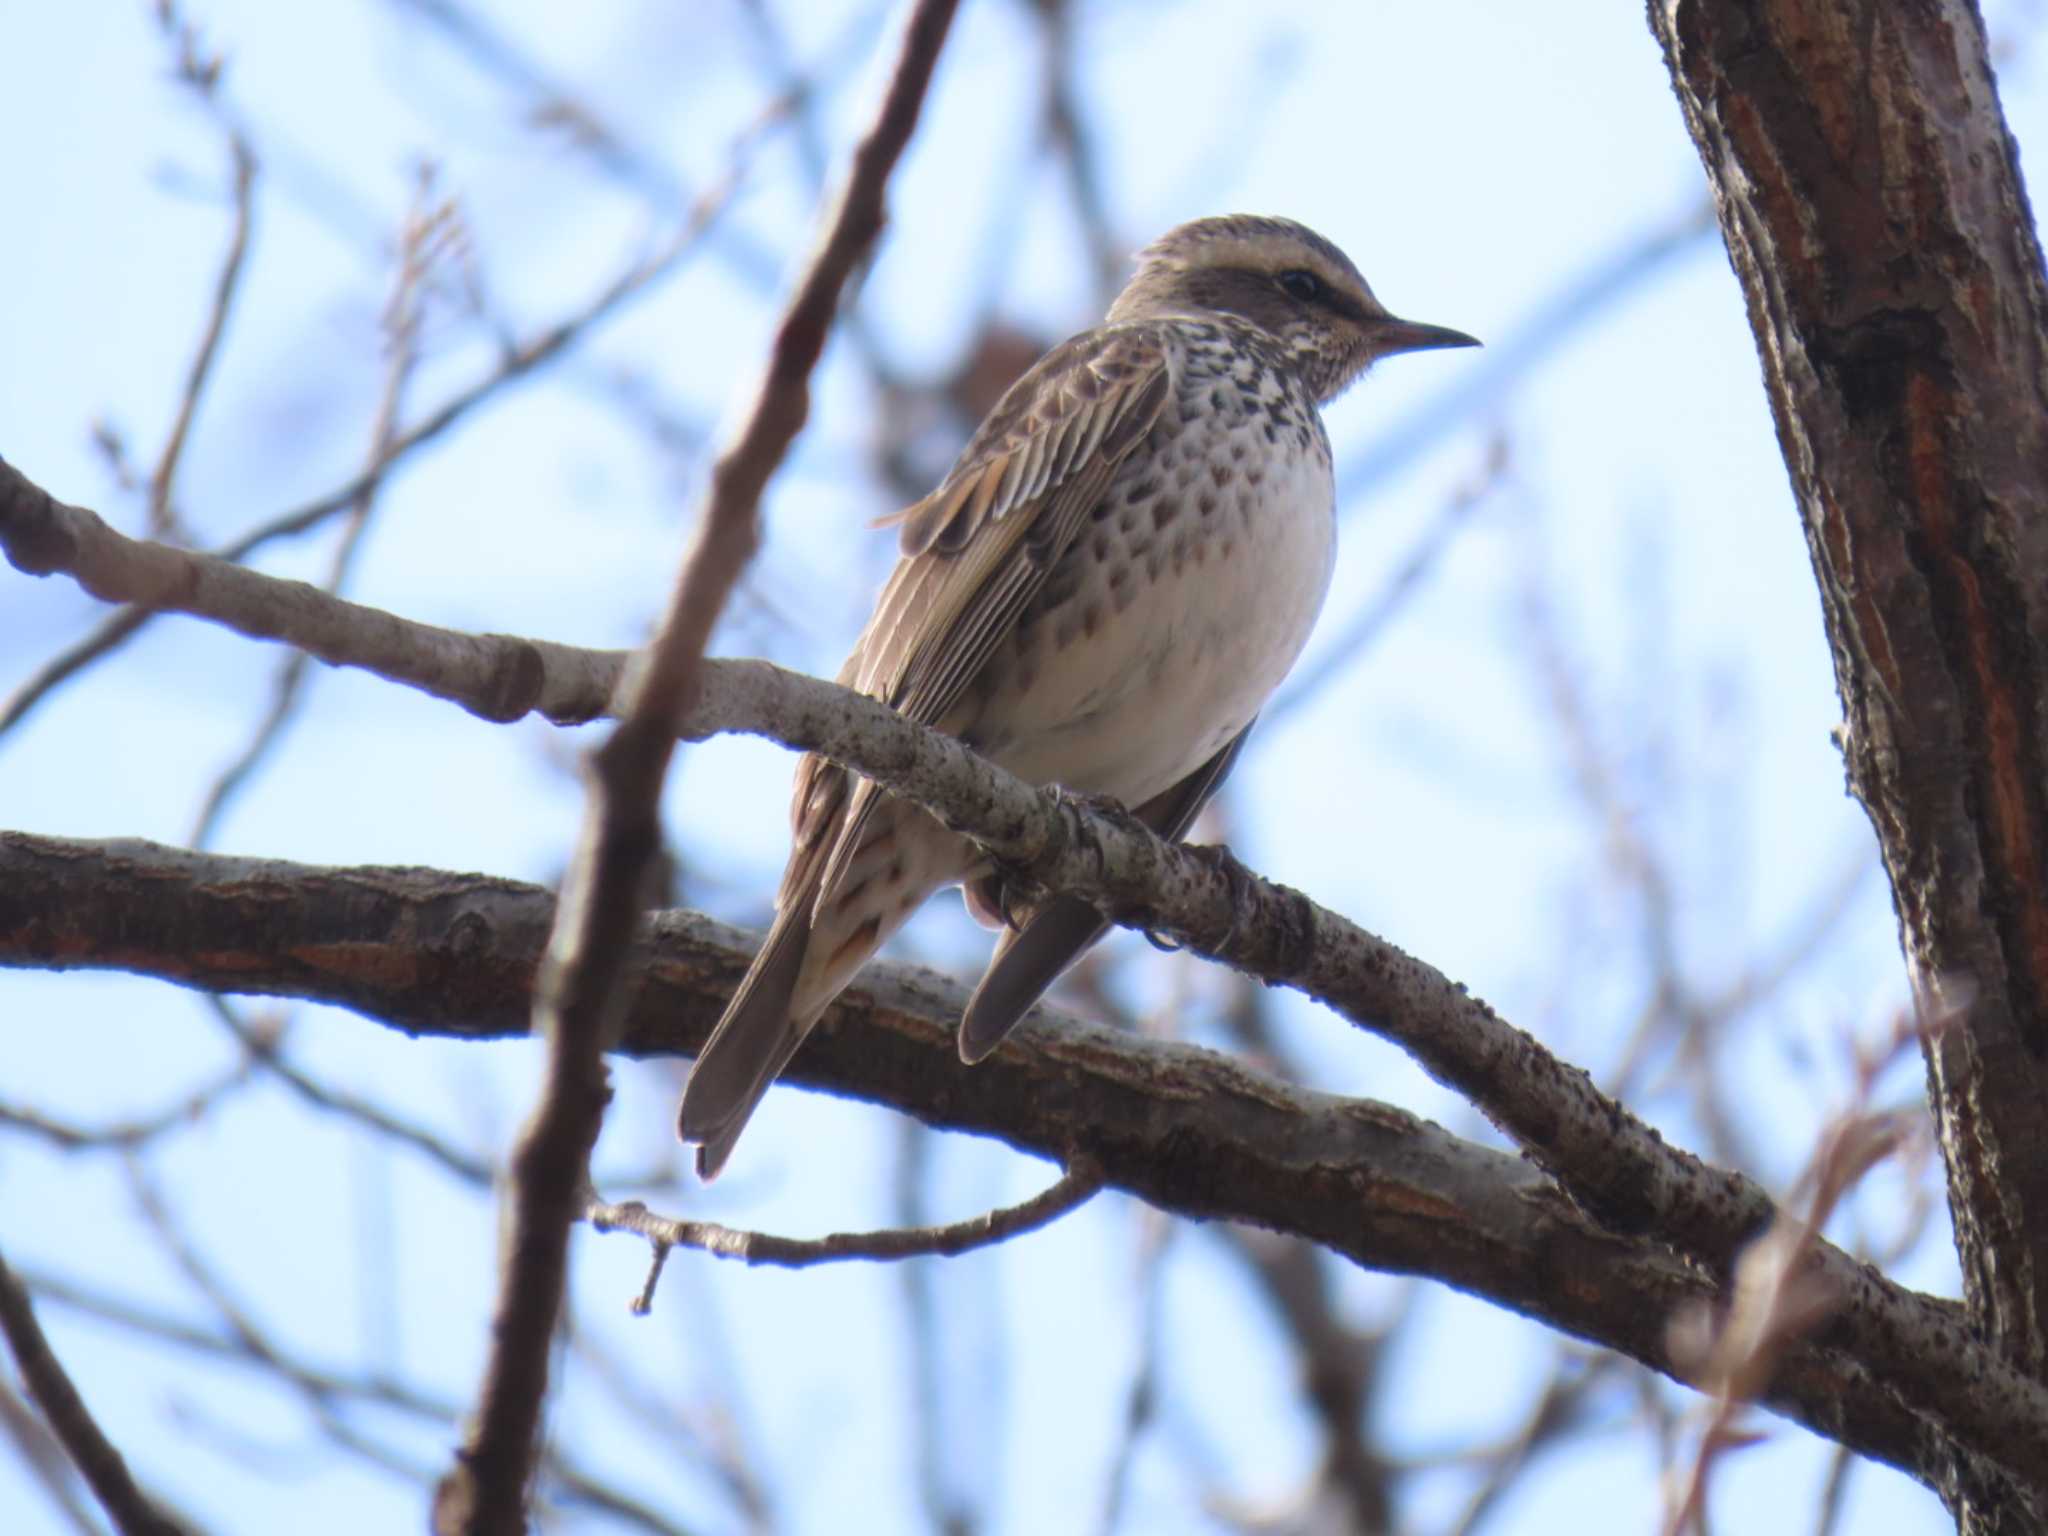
[1052,785,1139,827]
[1142,842,1255,955]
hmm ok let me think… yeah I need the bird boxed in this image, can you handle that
[680,214,1477,1177]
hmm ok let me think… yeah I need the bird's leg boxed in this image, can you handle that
[1046,784,1147,869]
[1047,789,1256,956]
[1051,785,1140,824]
[1143,843,1252,954]
[993,877,1040,932]
[1185,842,1258,955]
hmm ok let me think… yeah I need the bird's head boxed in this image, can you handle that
[1106,214,1478,402]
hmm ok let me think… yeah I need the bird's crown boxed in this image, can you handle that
[1125,216,1374,309]
[1104,214,1474,402]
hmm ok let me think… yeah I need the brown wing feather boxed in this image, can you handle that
[803,324,1176,909]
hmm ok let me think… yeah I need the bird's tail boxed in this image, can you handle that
[678,910,815,1179]
[957,895,1108,1062]
[957,722,1258,1061]
[682,785,980,1175]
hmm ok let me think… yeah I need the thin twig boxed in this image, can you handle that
[1661,1014,1935,1535]
[0,98,785,739]
[1812,1441,1857,1536]
[199,996,495,1185]
[0,1380,109,1536]
[1096,1205,1174,1536]
[148,135,256,543]
[0,1247,187,1536]
[17,1261,696,1536]
[431,5,960,1530]
[894,1118,977,1536]
[1439,1350,1612,1536]
[0,1055,252,1153]
[588,1159,1099,1289]
[187,168,444,848]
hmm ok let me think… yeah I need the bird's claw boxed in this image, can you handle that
[1142,842,1254,955]
[1052,785,1139,831]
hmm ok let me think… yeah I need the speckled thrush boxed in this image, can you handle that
[680,214,1478,1177]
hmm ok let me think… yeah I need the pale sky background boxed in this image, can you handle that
[6,2,2044,1532]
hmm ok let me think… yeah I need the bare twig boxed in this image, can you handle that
[147,127,255,542]
[0,457,633,725]
[0,1380,109,1536]
[1514,512,1765,1172]
[17,1262,697,1536]
[1096,1206,1175,1536]
[1439,1350,1613,1536]
[0,1247,187,1536]
[588,1159,1098,1290]
[188,169,445,848]
[198,996,495,1185]
[431,5,960,1529]
[1661,1013,1934,1535]
[0,1054,252,1153]
[894,1119,977,1536]
[385,0,686,206]
[564,1325,772,1528]
[1812,1441,1857,1536]
[0,98,783,739]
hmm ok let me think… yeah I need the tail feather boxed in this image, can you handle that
[678,912,813,1179]
[957,896,1108,1062]
[955,720,1258,1063]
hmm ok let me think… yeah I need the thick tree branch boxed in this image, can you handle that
[1651,3,2048,1525]
[0,830,2038,1503]
[5,408,2048,1498]
[6,417,2048,1497]
[0,455,629,726]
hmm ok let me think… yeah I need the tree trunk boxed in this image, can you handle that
[1649,0,2048,1526]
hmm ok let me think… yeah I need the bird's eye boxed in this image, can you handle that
[1277,268,1324,303]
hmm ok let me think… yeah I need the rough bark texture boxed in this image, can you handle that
[8,829,2046,1505]
[1651,1,2048,1526]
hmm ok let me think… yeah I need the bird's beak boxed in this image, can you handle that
[1369,315,1482,355]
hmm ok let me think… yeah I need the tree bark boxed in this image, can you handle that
[12,829,2048,1507]
[1650,1,2048,1526]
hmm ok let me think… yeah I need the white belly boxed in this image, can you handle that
[981,438,1335,803]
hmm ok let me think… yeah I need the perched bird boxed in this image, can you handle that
[681,214,1477,1176]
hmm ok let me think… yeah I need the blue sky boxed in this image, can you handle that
[7,2,2042,1531]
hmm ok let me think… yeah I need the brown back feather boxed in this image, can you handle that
[798,323,1177,914]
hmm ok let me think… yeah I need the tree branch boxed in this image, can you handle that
[6,399,2048,1495]
[1652,3,2048,1525]
[585,1160,1100,1276]
[8,410,2048,1494]
[0,1247,186,1536]
[0,830,2036,1501]
[433,2,960,1529]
